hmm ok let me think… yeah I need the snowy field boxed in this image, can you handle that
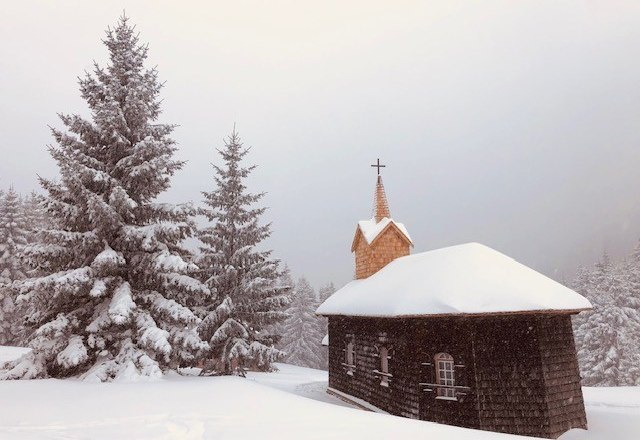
[0,348,638,439]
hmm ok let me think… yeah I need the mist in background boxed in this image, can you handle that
[1,0,640,287]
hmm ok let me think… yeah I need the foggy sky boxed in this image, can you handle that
[2,1,640,289]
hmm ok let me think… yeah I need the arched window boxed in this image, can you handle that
[344,338,356,375]
[435,353,456,399]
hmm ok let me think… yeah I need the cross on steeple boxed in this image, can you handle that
[370,159,390,222]
[371,158,386,175]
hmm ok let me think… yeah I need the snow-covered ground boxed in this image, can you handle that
[0,347,638,439]
[562,387,640,440]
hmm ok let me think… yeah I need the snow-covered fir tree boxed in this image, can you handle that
[315,282,335,369]
[197,130,290,374]
[0,187,28,283]
[0,16,211,381]
[572,252,640,386]
[22,191,50,241]
[278,265,294,301]
[317,282,335,305]
[0,187,29,345]
[266,264,294,342]
[626,240,640,311]
[280,277,325,369]
[2,192,53,347]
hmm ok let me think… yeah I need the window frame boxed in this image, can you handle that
[342,336,356,376]
[377,346,391,387]
[434,352,456,400]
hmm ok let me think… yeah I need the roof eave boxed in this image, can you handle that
[350,227,364,252]
[317,307,592,319]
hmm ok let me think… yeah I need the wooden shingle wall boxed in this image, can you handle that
[537,315,588,438]
[328,315,588,439]
[354,228,410,280]
[415,318,480,429]
[472,316,550,437]
[328,317,421,418]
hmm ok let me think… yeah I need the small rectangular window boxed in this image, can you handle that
[379,346,389,386]
[343,338,356,375]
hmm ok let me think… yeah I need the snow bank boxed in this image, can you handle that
[0,380,523,440]
[581,387,640,409]
[0,347,638,440]
[317,242,592,317]
[561,387,640,440]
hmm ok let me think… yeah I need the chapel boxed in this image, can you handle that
[316,164,591,438]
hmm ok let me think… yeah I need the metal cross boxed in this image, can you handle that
[371,158,386,175]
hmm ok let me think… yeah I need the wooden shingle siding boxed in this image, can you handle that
[537,315,588,438]
[328,314,587,439]
[354,228,410,280]
[416,318,480,429]
[328,317,421,418]
[472,315,550,437]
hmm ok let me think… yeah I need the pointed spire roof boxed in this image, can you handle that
[350,173,413,253]
[374,175,391,222]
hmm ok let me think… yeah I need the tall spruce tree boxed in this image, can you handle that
[0,187,29,345]
[0,16,211,381]
[280,277,325,369]
[197,130,289,374]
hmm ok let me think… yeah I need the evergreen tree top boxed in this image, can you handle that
[45,14,182,215]
[1,15,209,382]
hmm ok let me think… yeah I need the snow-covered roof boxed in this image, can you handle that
[355,217,412,247]
[317,243,592,318]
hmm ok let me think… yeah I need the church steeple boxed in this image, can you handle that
[371,158,391,221]
[351,160,413,279]
[374,175,391,222]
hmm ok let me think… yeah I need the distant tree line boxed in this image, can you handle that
[571,246,640,386]
[0,189,48,346]
[276,270,333,371]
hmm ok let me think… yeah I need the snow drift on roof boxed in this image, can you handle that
[357,217,412,245]
[317,242,591,317]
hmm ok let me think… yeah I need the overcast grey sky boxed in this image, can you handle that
[1,1,640,288]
